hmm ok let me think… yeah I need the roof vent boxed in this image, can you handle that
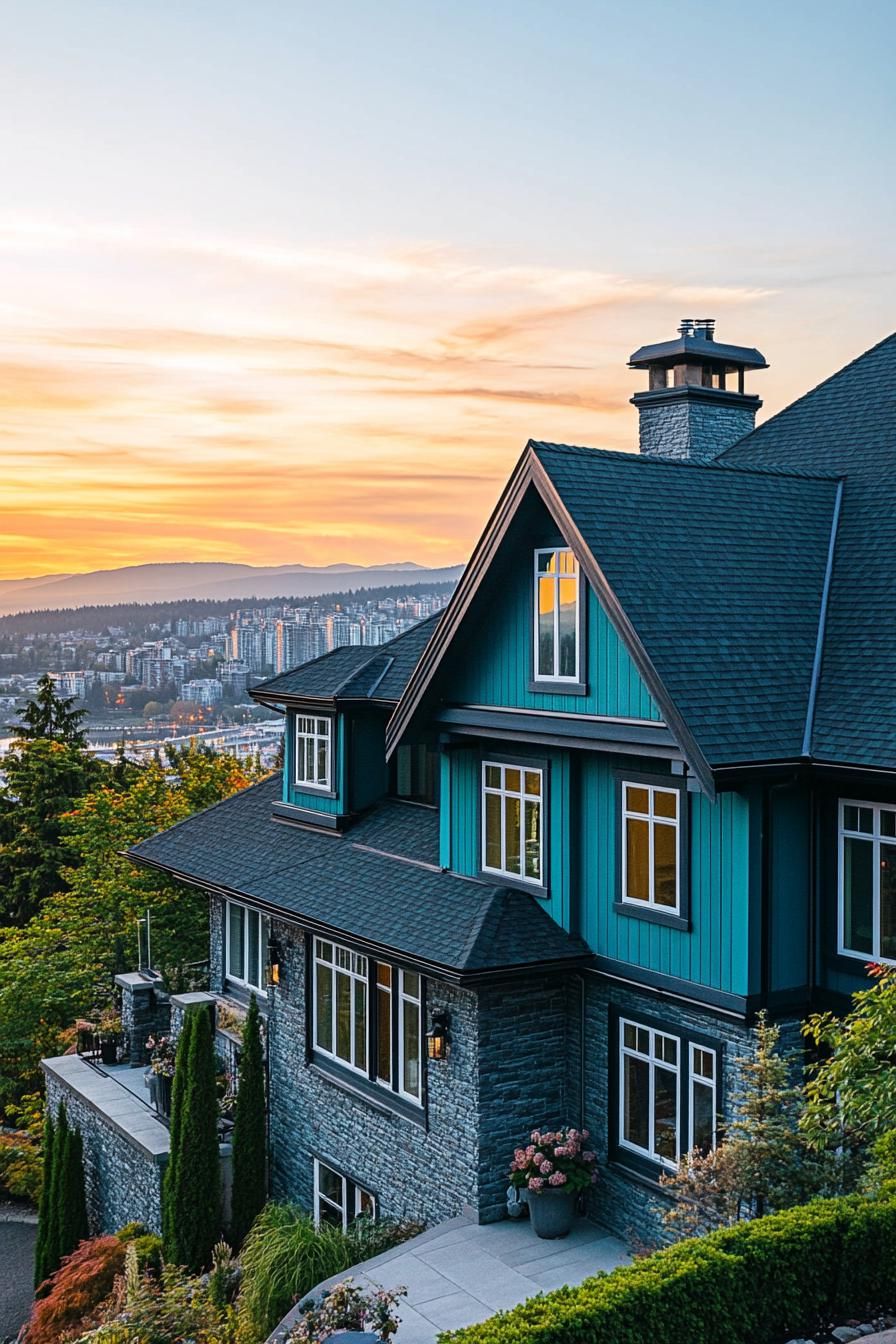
[693,318,715,340]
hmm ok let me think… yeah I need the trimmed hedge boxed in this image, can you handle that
[438,1195,896,1344]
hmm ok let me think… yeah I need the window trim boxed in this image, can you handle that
[224,899,268,991]
[312,1157,377,1230]
[480,757,546,891]
[312,938,369,1080]
[293,712,335,795]
[531,546,586,692]
[618,1015,681,1170]
[610,1006,721,1178]
[838,797,896,965]
[688,1042,718,1155]
[613,772,689,930]
[397,969,422,1104]
[309,936,425,1113]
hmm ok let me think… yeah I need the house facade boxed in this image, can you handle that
[107,325,896,1245]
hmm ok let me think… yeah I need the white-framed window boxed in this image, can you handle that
[839,800,896,963]
[313,1158,376,1230]
[689,1044,717,1154]
[311,937,424,1107]
[482,761,543,885]
[313,939,368,1076]
[295,714,332,791]
[534,548,580,682]
[398,970,421,1102]
[621,781,681,912]
[225,900,268,989]
[619,1018,680,1168]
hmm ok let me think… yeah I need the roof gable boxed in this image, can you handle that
[388,442,841,785]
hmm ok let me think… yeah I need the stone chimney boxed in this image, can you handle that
[629,319,768,461]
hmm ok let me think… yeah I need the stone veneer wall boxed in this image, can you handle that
[43,1058,167,1235]
[638,399,756,462]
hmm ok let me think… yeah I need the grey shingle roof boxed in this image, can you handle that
[251,613,442,706]
[719,332,896,768]
[128,776,589,978]
[531,442,840,766]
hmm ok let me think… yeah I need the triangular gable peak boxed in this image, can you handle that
[386,442,716,796]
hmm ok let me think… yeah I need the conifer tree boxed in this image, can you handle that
[33,1107,56,1289]
[58,1125,89,1260]
[11,673,89,746]
[163,1005,221,1272]
[43,1102,69,1281]
[230,994,267,1246]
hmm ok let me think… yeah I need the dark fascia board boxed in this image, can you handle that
[630,387,762,412]
[251,689,394,713]
[628,337,768,369]
[125,849,590,985]
[586,956,749,1021]
[435,706,683,758]
[386,443,716,798]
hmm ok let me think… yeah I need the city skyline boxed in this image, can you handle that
[1,1,893,579]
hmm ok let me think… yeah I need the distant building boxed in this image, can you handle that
[219,659,250,699]
[181,678,223,706]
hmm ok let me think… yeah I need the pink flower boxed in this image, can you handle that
[539,1159,553,1175]
[549,1171,567,1186]
[554,1144,568,1157]
[583,1151,596,1163]
[525,1144,536,1158]
[528,1176,545,1192]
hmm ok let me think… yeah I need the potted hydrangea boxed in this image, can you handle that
[508,1127,597,1239]
[289,1278,406,1342]
[146,1034,176,1117]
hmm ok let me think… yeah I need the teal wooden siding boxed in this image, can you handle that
[769,786,811,994]
[579,755,751,996]
[283,709,344,815]
[348,710,388,813]
[441,742,571,931]
[449,543,661,721]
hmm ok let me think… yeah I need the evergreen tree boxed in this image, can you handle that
[42,1102,69,1281]
[229,994,267,1246]
[57,1125,89,1260]
[163,1006,221,1272]
[11,673,89,746]
[33,1107,56,1289]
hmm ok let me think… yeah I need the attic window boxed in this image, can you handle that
[534,548,580,682]
[295,714,332,791]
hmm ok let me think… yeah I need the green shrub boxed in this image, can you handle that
[439,1194,896,1344]
[229,994,266,1248]
[163,1004,221,1272]
[235,1203,421,1342]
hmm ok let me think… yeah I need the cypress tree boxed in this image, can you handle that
[163,1005,221,1271]
[230,994,267,1246]
[58,1126,90,1260]
[43,1103,68,1282]
[33,1107,56,1289]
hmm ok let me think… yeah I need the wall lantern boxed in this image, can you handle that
[426,1011,450,1061]
[267,937,282,987]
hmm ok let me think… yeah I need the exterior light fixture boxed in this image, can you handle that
[267,937,282,987]
[426,1011,450,1061]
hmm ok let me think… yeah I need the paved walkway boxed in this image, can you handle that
[271,1213,630,1343]
[0,1207,37,1341]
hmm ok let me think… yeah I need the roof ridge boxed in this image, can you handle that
[717,330,896,460]
[530,440,841,484]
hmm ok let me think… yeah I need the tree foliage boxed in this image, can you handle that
[802,963,896,1158]
[229,994,267,1247]
[163,1005,221,1273]
[12,673,89,746]
[660,1014,827,1238]
[33,1106,57,1289]
[0,744,261,1108]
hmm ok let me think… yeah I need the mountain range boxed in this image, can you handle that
[0,560,464,616]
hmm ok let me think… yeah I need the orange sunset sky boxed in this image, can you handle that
[2,3,893,581]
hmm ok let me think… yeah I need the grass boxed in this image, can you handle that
[235,1203,422,1342]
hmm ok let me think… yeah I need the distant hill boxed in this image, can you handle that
[0,560,464,616]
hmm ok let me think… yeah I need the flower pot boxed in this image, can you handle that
[100,1037,118,1065]
[528,1187,577,1239]
[152,1072,172,1117]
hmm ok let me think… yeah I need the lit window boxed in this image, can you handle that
[482,761,543,885]
[295,715,332,791]
[839,800,896,963]
[620,1019,679,1167]
[312,938,423,1106]
[621,782,681,913]
[534,549,580,682]
[226,901,268,988]
[313,1158,376,1230]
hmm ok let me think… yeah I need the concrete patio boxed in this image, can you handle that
[271,1212,631,1344]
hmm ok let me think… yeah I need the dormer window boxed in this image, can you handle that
[295,714,332,791]
[534,548,580,682]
